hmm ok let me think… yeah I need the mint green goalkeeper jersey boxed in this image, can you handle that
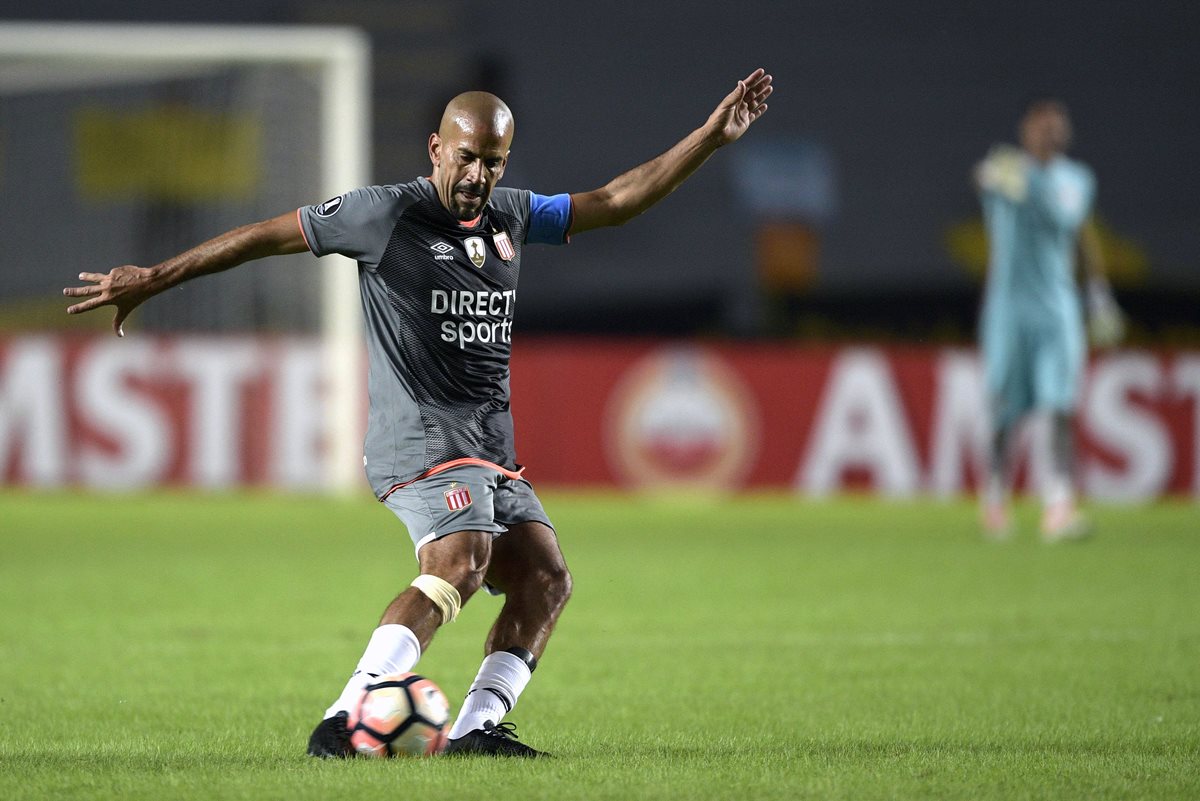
[980,154,1095,325]
[979,153,1096,421]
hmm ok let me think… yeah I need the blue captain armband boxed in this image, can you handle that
[526,192,572,244]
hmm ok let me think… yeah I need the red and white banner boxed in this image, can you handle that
[512,341,1199,500]
[1,336,1197,499]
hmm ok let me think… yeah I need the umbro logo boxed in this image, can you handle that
[431,241,455,261]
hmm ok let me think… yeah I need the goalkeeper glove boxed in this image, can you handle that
[976,144,1029,202]
[1087,277,1125,347]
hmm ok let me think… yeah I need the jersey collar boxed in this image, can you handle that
[420,175,487,230]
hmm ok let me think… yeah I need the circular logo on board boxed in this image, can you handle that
[315,195,344,217]
[606,347,759,490]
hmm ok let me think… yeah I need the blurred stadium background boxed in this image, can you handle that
[1,1,1197,498]
[2,6,1198,800]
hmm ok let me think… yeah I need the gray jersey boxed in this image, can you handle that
[297,177,571,498]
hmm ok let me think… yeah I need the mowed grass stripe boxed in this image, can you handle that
[0,492,1196,800]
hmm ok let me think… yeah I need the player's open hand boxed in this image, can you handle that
[975,145,1029,202]
[63,265,159,337]
[706,68,772,147]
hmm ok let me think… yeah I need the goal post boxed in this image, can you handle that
[0,22,371,493]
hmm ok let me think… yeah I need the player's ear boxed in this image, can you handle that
[428,133,442,167]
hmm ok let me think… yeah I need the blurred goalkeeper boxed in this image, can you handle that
[64,70,772,757]
[974,98,1123,542]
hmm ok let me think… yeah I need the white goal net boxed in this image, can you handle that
[0,23,370,491]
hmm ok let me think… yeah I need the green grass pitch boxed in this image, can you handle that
[0,491,1197,800]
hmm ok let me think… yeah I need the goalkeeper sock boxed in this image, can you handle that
[446,650,533,739]
[323,624,421,719]
[984,471,1007,511]
[1043,473,1074,512]
[1044,413,1077,511]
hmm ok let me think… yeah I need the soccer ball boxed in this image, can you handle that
[348,672,451,757]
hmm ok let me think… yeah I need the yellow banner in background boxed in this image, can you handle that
[75,106,261,201]
[944,216,1148,287]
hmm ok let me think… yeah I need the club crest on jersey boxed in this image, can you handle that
[492,230,515,262]
[444,483,473,511]
[464,236,487,268]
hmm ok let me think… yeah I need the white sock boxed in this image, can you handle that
[446,651,532,740]
[984,471,1007,509]
[323,624,421,719]
[1043,472,1074,510]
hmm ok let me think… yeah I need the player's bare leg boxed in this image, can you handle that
[480,521,573,658]
[444,521,572,757]
[308,531,494,757]
[380,530,495,647]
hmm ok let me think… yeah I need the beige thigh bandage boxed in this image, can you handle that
[410,574,462,624]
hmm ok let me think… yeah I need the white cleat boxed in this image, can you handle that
[1040,504,1092,543]
[981,503,1013,541]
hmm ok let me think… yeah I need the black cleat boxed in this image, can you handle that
[442,720,548,758]
[307,710,353,758]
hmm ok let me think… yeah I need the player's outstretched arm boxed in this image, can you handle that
[62,212,308,336]
[568,68,772,235]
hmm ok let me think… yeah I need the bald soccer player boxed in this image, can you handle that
[63,70,773,758]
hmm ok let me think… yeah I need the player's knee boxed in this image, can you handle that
[418,531,492,604]
[427,560,488,604]
[410,574,462,624]
[502,560,571,614]
[540,563,573,612]
[452,561,489,599]
[410,560,491,625]
[555,567,573,610]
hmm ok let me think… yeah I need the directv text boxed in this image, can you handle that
[431,289,516,349]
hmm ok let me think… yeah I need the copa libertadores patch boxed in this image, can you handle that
[315,195,344,217]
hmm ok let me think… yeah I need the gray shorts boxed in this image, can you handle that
[382,463,554,554]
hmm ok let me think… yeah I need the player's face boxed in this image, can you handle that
[1020,106,1071,162]
[429,122,510,221]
